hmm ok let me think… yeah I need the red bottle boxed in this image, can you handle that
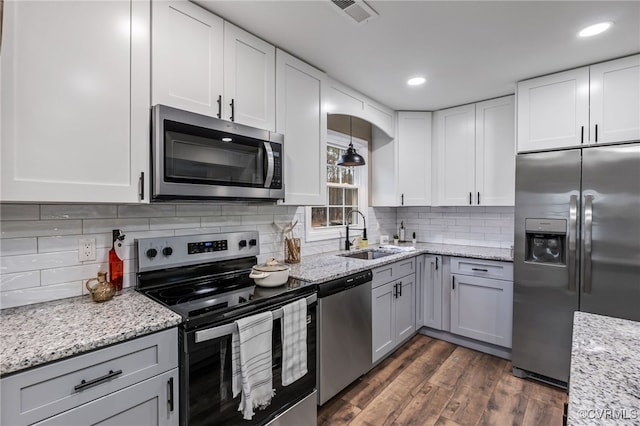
[109,230,125,296]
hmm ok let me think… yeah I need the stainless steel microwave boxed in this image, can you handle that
[151,105,284,201]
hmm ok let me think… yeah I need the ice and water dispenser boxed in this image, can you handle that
[524,219,566,264]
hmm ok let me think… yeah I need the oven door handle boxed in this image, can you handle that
[194,293,317,343]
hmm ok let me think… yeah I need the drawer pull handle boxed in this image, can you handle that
[74,369,122,392]
[471,268,489,272]
[168,377,175,412]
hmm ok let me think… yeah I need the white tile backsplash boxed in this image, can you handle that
[40,204,117,219]
[0,238,38,256]
[1,220,82,239]
[82,218,150,234]
[0,271,41,291]
[0,281,82,309]
[0,204,40,221]
[118,204,177,218]
[396,206,514,247]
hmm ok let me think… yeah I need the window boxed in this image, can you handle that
[305,130,368,242]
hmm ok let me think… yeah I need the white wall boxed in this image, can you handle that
[0,203,393,309]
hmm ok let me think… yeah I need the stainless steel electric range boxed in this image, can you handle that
[135,231,317,426]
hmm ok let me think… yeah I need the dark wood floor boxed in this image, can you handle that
[318,334,567,426]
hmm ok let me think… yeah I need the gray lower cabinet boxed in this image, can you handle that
[449,257,513,348]
[372,258,416,364]
[419,254,443,330]
[1,328,179,426]
[33,369,178,426]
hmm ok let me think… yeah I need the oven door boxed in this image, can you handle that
[152,104,284,201]
[181,295,317,426]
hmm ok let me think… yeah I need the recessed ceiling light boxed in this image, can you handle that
[407,77,426,86]
[221,137,233,142]
[578,22,612,37]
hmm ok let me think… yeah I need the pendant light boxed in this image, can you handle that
[337,116,366,167]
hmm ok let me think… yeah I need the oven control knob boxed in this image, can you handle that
[162,247,173,256]
[249,239,257,247]
[146,248,158,258]
[239,240,247,248]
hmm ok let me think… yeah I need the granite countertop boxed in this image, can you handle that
[568,311,640,425]
[0,289,182,377]
[289,242,512,284]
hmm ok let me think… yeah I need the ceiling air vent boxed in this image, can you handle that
[330,0,379,25]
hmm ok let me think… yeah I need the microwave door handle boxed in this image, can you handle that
[194,294,317,343]
[263,142,275,188]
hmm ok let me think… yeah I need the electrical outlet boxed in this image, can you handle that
[78,238,96,261]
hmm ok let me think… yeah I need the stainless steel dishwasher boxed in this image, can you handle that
[317,269,373,405]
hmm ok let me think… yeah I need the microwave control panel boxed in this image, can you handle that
[270,143,283,189]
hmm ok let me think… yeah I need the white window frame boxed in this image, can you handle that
[305,129,368,243]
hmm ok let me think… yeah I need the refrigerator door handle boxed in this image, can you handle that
[583,195,594,294]
[568,195,578,292]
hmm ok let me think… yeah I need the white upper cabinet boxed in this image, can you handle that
[152,2,276,130]
[589,55,640,144]
[517,67,589,152]
[517,54,640,152]
[396,111,433,206]
[434,104,477,206]
[151,0,224,118]
[276,49,327,205]
[475,96,515,206]
[223,22,276,131]
[1,0,150,203]
[434,96,515,206]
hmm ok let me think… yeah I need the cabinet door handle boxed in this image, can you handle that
[477,192,480,205]
[469,192,472,205]
[471,268,489,272]
[452,276,455,290]
[230,98,235,122]
[74,369,122,392]
[581,126,584,144]
[393,283,398,298]
[168,377,174,412]
[216,95,222,119]
[435,257,439,271]
[139,172,145,201]
[401,193,404,206]
[0,0,4,53]
[398,281,402,297]
[595,124,598,142]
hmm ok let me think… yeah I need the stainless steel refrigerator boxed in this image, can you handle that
[512,142,640,385]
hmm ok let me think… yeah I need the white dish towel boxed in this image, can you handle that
[281,298,308,386]
[231,311,275,420]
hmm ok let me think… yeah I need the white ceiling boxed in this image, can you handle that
[196,0,640,111]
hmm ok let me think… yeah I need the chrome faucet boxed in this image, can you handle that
[345,209,367,250]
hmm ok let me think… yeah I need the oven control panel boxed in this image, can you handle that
[136,231,260,272]
[188,240,228,254]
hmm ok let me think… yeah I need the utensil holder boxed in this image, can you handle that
[284,238,301,264]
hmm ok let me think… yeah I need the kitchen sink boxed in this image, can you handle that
[339,249,397,260]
